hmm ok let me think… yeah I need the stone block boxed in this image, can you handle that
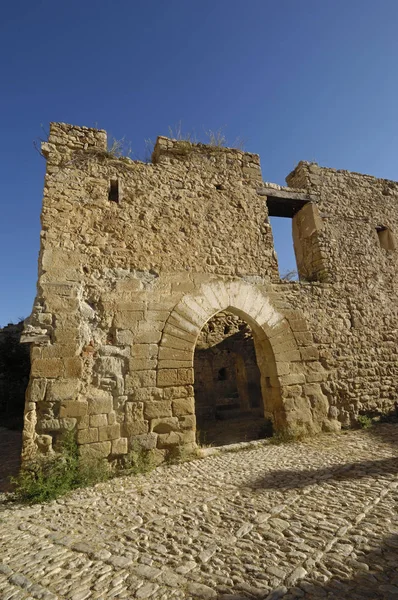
[64,357,83,378]
[77,415,90,430]
[275,350,301,362]
[279,373,306,386]
[77,428,99,444]
[130,344,158,359]
[129,358,157,371]
[47,379,81,402]
[116,279,143,292]
[161,334,193,351]
[144,401,172,419]
[294,331,313,346]
[98,424,121,442]
[116,301,145,312]
[177,368,194,385]
[289,319,309,332]
[172,397,195,416]
[60,417,77,431]
[54,328,80,345]
[130,387,164,402]
[146,310,170,323]
[99,345,130,358]
[158,360,192,369]
[282,385,303,398]
[272,338,298,354]
[158,347,191,361]
[163,323,197,343]
[87,390,113,414]
[133,433,158,450]
[300,347,319,361]
[179,414,196,430]
[305,363,326,383]
[27,379,47,403]
[157,430,195,448]
[134,330,162,344]
[115,329,135,345]
[163,386,194,400]
[112,437,128,455]
[60,400,88,418]
[36,435,53,454]
[114,311,145,329]
[123,420,149,436]
[39,418,61,431]
[41,344,77,359]
[275,362,290,376]
[156,431,182,448]
[150,417,180,433]
[125,370,157,390]
[108,411,117,425]
[79,441,111,460]
[157,369,178,387]
[125,402,144,422]
[170,310,202,333]
[90,414,108,427]
[31,358,63,378]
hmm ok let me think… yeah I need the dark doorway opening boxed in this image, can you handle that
[194,311,273,446]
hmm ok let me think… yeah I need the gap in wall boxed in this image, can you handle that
[269,216,298,280]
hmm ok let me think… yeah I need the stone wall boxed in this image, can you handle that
[20,123,398,461]
[283,163,398,425]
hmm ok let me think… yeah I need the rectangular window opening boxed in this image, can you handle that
[265,192,310,282]
[108,179,119,203]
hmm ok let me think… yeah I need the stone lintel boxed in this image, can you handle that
[257,187,318,218]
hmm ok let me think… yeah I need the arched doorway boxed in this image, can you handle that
[194,311,273,446]
[157,280,329,447]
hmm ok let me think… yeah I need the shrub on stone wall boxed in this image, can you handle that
[11,431,158,504]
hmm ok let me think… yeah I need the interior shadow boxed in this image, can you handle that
[0,320,30,430]
[194,313,272,447]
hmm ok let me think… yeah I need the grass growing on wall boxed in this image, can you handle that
[10,432,157,504]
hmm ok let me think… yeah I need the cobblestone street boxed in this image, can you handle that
[0,424,397,600]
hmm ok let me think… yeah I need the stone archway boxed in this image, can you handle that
[157,280,308,441]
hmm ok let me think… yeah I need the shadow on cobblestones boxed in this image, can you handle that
[248,455,398,490]
[298,534,398,600]
[368,422,398,450]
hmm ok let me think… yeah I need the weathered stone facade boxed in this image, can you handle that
[21,122,398,461]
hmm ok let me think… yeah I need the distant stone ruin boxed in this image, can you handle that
[20,122,398,461]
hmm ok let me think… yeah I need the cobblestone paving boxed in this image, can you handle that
[0,424,397,600]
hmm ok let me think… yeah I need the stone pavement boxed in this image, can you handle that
[0,424,397,600]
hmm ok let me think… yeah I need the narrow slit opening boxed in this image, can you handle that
[108,179,119,203]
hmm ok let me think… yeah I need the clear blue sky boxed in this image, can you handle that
[1,0,398,326]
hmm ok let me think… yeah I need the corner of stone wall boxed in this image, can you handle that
[285,161,314,189]
[41,122,108,165]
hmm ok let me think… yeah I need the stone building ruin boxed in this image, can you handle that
[21,122,398,461]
